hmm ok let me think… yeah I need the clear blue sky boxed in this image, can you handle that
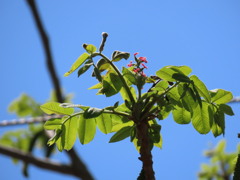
[0,0,240,179]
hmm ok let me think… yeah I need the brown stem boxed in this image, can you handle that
[137,121,155,180]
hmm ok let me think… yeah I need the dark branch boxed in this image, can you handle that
[24,1,94,179]
[0,145,75,177]
[26,0,64,103]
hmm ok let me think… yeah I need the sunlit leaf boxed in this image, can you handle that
[44,118,62,130]
[62,116,79,150]
[172,105,191,124]
[83,44,97,54]
[88,83,102,90]
[78,115,96,144]
[210,89,233,104]
[48,129,62,146]
[156,65,192,82]
[64,53,89,77]
[192,102,213,134]
[40,102,74,115]
[96,114,112,134]
[190,75,211,102]
[122,67,137,85]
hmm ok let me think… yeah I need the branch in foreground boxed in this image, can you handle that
[0,145,76,177]
[26,0,63,103]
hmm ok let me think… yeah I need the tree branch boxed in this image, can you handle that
[230,97,240,103]
[0,145,76,177]
[0,115,62,127]
[26,0,63,103]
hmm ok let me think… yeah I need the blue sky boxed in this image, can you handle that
[0,0,240,179]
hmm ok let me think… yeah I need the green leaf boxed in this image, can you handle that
[93,67,103,82]
[152,80,169,93]
[122,67,137,85]
[172,73,191,82]
[40,102,74,115]
[96,114,112,134]
[97,58,110,72]
[102,72,123,97]
[192,102,213,134]
[112,51,130,62]
[44,118,62,130]
[156,65,192,82]
[212,110,225,137]
[190,75,211,102]
[172,105,191,124]
[83,44,97,54]
[47,129,62,146]
[78,59,93,77]
[62,116,79,150]
[210,89,233,104]
[109,126,132,143]
[88,83,102,90]
[64,53,89,77]
[83,107,103,119]
[219,104,234,116]
[78,115,96,144]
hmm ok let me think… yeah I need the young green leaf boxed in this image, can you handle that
[78,59,93,77]
[78,115,96,144]
[192,102,213,134]
[62,116,79,150]
[109,126,132,143]
[112,51,130,62]
[102,72,123,97]
[190,75,211,102]
[64,53,89,77]
[40,102,74,115]
[44,118,62,130]
[88,83,102,90]
[210,89,233,104]
[83,44,97,54]
[83,107,103,119]
[97,58,110,72]
[96,114,112,134]
[172,105,191,124]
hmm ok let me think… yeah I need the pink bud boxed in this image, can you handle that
[141,63,148,69]
[139,57,148,63]
[134,52,139,56]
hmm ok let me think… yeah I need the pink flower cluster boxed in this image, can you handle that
[127,53,148,77]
